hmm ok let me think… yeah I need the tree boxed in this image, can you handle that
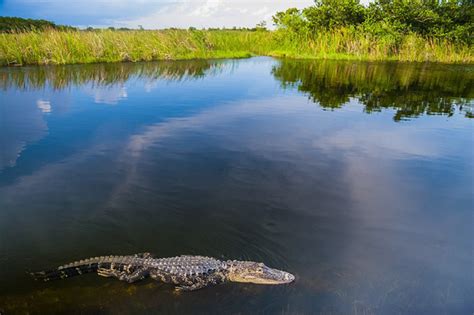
[303,0,366,30]
[272,8,309,33]
[0,16,75,33]
[272,0,473,44]
[256,20,267,31]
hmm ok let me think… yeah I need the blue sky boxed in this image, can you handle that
[1,0,370,29]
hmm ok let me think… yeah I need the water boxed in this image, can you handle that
[0,57,472,314]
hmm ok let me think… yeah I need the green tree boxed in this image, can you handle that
[256,21,267,31]
[0,16,75,33]
[272,8,309,33]
[273,0,473,43]
[303,0,366,30]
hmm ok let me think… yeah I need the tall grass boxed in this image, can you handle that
[268,28,473,63]
[0,29,472,66]
[0,30,267,66]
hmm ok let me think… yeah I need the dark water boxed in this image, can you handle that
[0,57,473,314]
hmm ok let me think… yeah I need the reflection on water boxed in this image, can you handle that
[84,84,128,105]
[0,60,224,173]
[272,59,473,120]
[0,95,48,171]
[2,58,472,119]
[0,58,473,314]
[0,60,219,91]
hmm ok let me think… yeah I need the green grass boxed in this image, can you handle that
[267,28,473,63]
[0,29,472,66]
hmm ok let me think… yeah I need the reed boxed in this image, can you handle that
[0,29,471,66]
[267,28,473,63]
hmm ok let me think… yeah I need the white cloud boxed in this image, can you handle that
[114,0,315,29]
[83,84,128,105]
[4,0,373,28]
[36,100,52,113]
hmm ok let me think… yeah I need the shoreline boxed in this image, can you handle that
[3,54,473,69]
[1,30,472,67]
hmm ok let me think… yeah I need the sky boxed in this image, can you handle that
[0,0,370,29]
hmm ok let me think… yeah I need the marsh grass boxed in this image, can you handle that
[0,29,472,66]
[269,29,473,63]
[0,30,262,66]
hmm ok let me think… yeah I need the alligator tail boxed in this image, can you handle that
[30,263,99,282]
[30,254,147,282]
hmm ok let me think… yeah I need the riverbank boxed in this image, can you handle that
[1,29,472,66]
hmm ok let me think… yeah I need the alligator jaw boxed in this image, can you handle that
[227,261,295,285]
[241,270,295,285]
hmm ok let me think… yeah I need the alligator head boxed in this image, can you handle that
[226,261,295,285]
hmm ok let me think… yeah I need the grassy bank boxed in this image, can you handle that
[0,29,472,66]
[0,30,267,66]
[269,29,473,63]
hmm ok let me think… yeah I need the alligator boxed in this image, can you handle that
[31,253,295,291]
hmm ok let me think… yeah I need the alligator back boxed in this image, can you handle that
[30,254,228,283]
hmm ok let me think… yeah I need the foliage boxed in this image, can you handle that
[304,0,366,30]
[273,8,309,34]
[364,0,473,44]
[0,16,75,33]
[273,0,474,49]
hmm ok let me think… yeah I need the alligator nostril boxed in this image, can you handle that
[285,273,295,282]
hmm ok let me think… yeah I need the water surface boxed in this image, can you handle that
[0,58,473,314]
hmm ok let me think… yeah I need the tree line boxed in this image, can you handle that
[273,0,473,44]
[0,16,76,32]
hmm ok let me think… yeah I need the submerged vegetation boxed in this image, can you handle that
[0,0,472,65]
